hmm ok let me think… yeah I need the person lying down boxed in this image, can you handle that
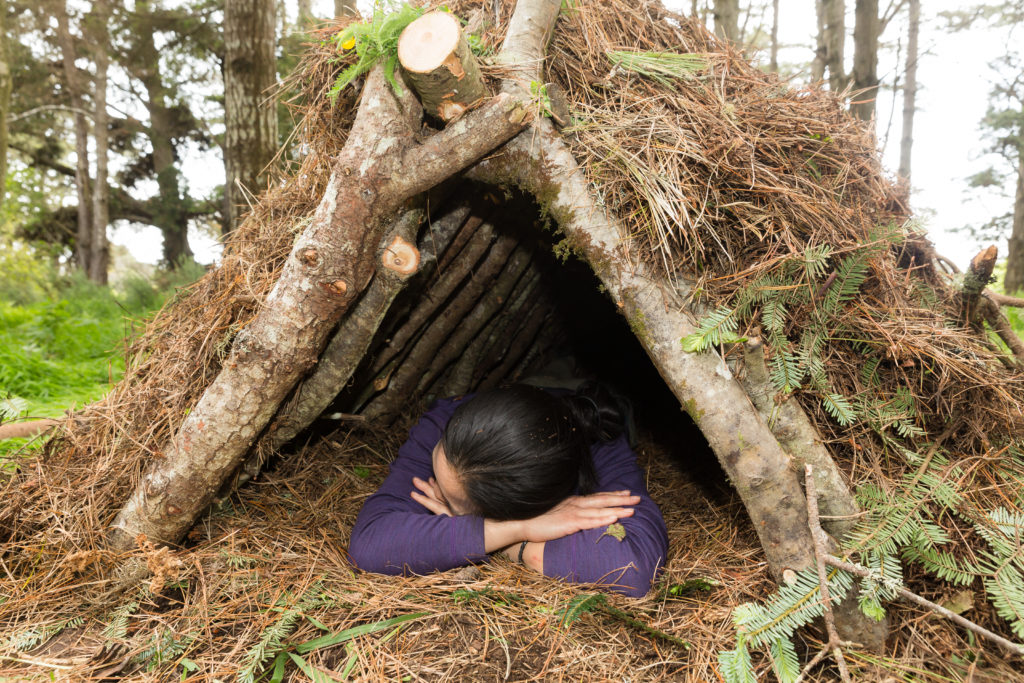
[348,384,668,597]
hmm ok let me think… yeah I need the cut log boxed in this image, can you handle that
[398,11,487,121]
[258,207,425,459]
[108,66,534,549]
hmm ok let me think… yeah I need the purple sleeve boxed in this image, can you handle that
[347,397,489,575]
[542,435,669,598]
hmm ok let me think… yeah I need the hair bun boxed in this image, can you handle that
[563,381,627,443]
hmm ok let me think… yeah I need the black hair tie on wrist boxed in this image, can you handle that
[517,540,528,565]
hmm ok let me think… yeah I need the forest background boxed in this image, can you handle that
[1,0,1023,440]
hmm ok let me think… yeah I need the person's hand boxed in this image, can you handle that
[518,491,640,544]
[410,476,454,516]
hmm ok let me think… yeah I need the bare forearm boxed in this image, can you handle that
[483,518,527,553]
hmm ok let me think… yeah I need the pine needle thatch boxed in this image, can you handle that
[2,0,1024,679]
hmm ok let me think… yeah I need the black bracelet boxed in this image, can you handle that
[517,540,528,565]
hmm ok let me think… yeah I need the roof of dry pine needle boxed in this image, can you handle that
[2,0,1024,680]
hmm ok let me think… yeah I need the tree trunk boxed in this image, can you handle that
[851,0,880,120]
[133,0,192,267]
[55,1,93,274]
[769,0,779,73]
[108,64,534,549]
[335,0,358,18]
[1005,155,1024,294]
[823,0,847,92]
[297,0,313,25]
[224,0,279,232]
[812,0,826,82]
[0,0,11,208]
[89,0,111,285]
[713,0,739,42]
[897,0,919,180]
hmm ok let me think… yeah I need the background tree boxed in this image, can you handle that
[898,0,919,180]
[713,0,739,42]
[821,0,846,91]
[224,0,279,232]
[967,58,1024,292]
[850,0,879,119]
[0,1,11,208]
[87,0,111,283]
[335,0,357,16]
[55,0,94,273]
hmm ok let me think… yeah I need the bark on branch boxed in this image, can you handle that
[109,66,532,549]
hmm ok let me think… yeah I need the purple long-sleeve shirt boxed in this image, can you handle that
[348,396,669,597]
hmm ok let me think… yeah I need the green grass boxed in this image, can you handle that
[0,262,205,459]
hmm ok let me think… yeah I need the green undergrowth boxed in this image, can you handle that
[0,261,205,459]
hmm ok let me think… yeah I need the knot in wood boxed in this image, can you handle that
[166,504,182,515]
[327,279,348,296]
[300,248,320,267]
[382,235,420,276]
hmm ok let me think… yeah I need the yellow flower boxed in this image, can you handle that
[341,37,356,50]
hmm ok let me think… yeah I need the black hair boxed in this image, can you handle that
[438,382,627,520]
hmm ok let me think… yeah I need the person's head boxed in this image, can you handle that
[433,383,627,520]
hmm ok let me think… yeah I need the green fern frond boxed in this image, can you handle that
[718,640,757,683]
[902,545,979,586]
[733,566,853,648]
[821,392,857,426]
[761,298,788,336]
[769,349,805,393]
[860,356,882,387]
[768,636,800,683]
[983,567,1024,638]
[238,583,329,683]
[327,3,425,100]
[102,598,140,641]
[800,245,833,282]
[681,306,742,352]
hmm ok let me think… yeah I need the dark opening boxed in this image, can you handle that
[296,187,724,497]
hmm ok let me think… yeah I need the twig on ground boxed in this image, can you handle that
[823,554,1024,658]
[804,464,852,683]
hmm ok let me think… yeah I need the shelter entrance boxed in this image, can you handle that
[284,186,725,502]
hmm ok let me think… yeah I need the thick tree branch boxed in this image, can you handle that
[109,65,531,549]
[497,0,561,81]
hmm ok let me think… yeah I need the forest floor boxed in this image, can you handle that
[3,422,1022,681]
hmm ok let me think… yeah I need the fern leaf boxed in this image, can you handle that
[768,636,800,683]
[718,641,757,683]
[769,349,805,393]
[821,393,857,426]
[681,306,740,352]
